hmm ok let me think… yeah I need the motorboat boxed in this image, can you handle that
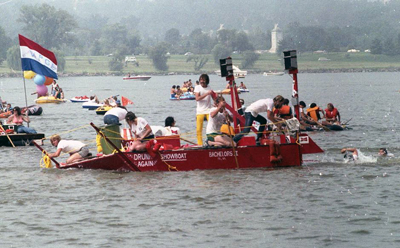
[263,71,284,76]
[123,75,151,81]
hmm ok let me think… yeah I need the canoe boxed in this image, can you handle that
[35,96,66,104]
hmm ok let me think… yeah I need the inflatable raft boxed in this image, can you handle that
[95,106,113,115]
[0,111,12,119]
[22,105,43,116]
[70,96,89,102]
[35,96,66,104]
[170,92,195,100]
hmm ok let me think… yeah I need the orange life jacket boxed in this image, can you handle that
[279,105,292,119]
[307,106,321,121]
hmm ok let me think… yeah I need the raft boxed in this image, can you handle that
[170,92,195,100]
[35,96,66,104]
[95,106,113,115]
[23,105,43,116]
[0,111,12,119]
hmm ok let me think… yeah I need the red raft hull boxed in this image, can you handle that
[60,144,302,172]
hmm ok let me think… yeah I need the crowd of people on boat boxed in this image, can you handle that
[170,79,197,99]
[38,72,395,167]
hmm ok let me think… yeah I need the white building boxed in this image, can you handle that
[269,24,283,54]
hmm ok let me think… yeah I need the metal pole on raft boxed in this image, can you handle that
[283,50,299,121]
[22,76,29,127]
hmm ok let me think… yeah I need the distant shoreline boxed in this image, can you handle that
[1,67,400,78]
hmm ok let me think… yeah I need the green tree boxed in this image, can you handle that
[211,44,232,65]
[164,28,180,46]
[6,45,21,70]
[53,50,66,72]
[148,42,169,71]
[126,32,142,55]
[370,38,382,54]
[241,51,259,68]
[108,57,123,72]
[186,55,208,71]
[100,23,128,55]
[383,37,395,56]
[0,26,12,65]
[18,3,77,49]
[233,32,254,52]
[189,28,213,54]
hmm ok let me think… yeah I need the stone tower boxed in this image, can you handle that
[269,24,283,54]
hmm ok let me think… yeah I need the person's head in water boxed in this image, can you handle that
[378,148,388,156]
[310,103,317,108]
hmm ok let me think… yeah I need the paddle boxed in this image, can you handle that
[90,122,141,172]
[32,140,60,168]
[0,123,15,147]
[316,122,331,131]
[342,118,353,126]
[179,137,197,145]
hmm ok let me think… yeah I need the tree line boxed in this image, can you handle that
[2,2,400,73]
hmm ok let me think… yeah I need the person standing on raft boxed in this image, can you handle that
[194,74,213,145]
[233,95,285,144]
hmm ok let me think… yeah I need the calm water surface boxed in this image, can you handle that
[0,72,400,247]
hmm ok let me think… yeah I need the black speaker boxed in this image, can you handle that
[283,50,297,70]
[219,57,233,77]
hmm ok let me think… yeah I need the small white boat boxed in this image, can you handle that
[238,88,249,93]
[70,96,89,103]
[123,75,151,81]
[263,71,284,76]
[215,65,247,78]
[82,102,103,110]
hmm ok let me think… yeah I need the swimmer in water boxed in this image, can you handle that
[341,147,358,161]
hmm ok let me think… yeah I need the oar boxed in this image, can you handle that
[342,118,353,126]
[179,137,197,145]
[32,140,60,168]
[317,122,331,132]
[90,122,141,172]
[0,123,15,147]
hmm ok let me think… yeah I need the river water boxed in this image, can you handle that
[0,72,400,247]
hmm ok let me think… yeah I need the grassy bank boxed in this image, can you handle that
[1,52,400,76]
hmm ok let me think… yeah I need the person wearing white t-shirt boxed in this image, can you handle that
[48,134,89,165]
[233,95,285,144]
[125,112,154,152]
[206,96,234,147]
[194,74,213,145]
[104,106,128,125]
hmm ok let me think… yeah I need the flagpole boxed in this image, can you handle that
[22,73,29,127]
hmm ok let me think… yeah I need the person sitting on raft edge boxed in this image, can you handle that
[125,112,154,152]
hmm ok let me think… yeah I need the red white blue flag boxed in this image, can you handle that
[19,34,58,79]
